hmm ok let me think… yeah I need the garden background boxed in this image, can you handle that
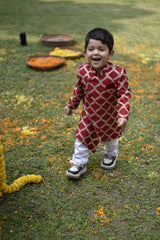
[0,0,159,239]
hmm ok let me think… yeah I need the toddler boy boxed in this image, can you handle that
[65,28,131,179]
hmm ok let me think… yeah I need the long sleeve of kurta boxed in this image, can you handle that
[67,73,84,110]
[116,68,131,120]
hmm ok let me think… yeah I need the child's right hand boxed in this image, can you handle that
[64,106,73,116]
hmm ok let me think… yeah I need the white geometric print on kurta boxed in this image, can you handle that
[67,62,131,153]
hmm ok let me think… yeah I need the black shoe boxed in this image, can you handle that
[66,164,87,179]
[101,154,117,169]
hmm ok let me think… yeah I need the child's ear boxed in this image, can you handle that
[84,50,88,60]
[109,50,114,59]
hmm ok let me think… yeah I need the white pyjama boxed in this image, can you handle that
[70,138,118,165]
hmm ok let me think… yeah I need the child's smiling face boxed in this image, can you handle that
[85,39,114,71]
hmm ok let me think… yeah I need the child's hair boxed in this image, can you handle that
[85,28,114,52]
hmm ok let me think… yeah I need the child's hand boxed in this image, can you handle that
[118,118,127,133]
[64,106,73,116]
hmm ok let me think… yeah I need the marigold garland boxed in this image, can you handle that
[0,144,42,197]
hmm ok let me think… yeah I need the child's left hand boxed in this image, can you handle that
[64,105,73,116]
[118,118,128,133]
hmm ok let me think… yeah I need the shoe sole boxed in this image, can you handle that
[101,156,117,169]
[101,161,116,169]
[66,167,87,179]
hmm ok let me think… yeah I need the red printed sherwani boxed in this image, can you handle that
[67,62,131,153]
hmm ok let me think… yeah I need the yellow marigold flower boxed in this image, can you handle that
[49,47,81,57]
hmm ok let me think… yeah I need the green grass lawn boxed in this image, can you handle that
[0,0,160,239]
